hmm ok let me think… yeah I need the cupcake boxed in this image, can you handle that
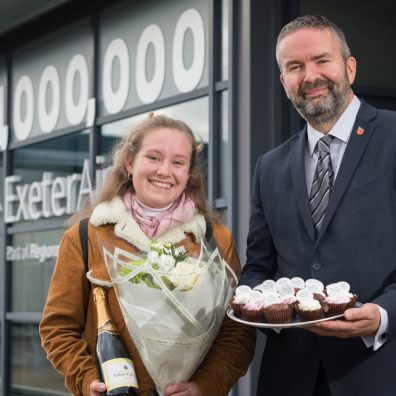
[231,285,252,318]
[263,303,293,324]
[241,299,265,322]
[296,299,325,321]
[323,294,356,317]
[280,294,298,319]
[231,293,250,318]
[324,281,358,316]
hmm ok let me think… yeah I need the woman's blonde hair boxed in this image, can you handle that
[68,114,219,226]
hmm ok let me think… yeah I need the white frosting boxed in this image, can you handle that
[291,277,305,289]
[249,290,264,301]
[233,294,250,304]
[235,285,252,296]
[298,299,321,311]
[305,279,324,293]
[261,279,278,294]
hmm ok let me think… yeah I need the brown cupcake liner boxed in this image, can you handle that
[296,307,324,322]
[264,304,293,324]
[325,302,349,316]
[325,296,358,317]
[231,302,244,318]
[292,301,299,319]
[241,307,265,323]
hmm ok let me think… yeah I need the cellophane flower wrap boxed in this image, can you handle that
[100,234,238,394]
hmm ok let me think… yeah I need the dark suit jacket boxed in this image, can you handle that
[240,100,396,396]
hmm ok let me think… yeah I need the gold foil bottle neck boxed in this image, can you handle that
[93,287,119,335]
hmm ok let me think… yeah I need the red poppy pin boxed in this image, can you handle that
[356,126,364,136]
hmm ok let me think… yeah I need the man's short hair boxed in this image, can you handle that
[276,15,351,68]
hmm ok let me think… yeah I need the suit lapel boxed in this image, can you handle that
[316,101,377,243]
[289,127,316,242]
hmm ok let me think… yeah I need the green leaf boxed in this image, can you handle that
[161,276,175,290]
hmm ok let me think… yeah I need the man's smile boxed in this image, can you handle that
[303,86,328,98]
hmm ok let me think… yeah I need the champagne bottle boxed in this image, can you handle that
[93,287,139,396]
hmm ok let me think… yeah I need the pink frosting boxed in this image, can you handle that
[281,295,297,304]
[325,295,351,304]
[244,300,265,310]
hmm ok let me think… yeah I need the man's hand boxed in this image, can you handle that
[307,303,381,338]
[164,381,202,396]
[90,380,106,396]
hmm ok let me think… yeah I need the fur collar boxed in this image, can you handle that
[90,196,206,252]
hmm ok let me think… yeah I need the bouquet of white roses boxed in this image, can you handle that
[117,241,201,291]
[101,236,237,394]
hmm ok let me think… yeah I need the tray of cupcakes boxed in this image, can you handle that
[227,277,360,328]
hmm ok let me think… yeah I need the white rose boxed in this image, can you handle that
[147,251,159,265]
[170,262,199,290]
[158,254,176,271]
[172,262,196,274]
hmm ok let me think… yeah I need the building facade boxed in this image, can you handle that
[0,0,395,395]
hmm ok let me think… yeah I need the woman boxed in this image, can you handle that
[40,115,256,396]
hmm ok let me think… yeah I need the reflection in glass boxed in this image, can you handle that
[219,91,229,199]
[10,228,63,313]
[10,323,71,395]
[101,97,209,143]
[221,0,229,81]
[11,131,90,227]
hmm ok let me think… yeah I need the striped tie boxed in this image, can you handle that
[309,135,334,235]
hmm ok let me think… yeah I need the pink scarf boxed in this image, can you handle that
[123,192,196,238]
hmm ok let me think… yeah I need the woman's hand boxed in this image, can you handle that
[163,381,202,396]
[90,380,106,396]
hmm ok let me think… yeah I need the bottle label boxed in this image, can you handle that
[102,358,138,391]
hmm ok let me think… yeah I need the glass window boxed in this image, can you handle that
[10,323,71,395]
[10,228,63,313]
[221,0,229,81]
[219,90,229,199]
[101,97,209,148]
[0,321,2,393]
[10,131,90,227]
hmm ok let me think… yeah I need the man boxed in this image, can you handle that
[240,15,396,396]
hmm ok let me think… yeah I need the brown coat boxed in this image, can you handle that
[40,198,256,396]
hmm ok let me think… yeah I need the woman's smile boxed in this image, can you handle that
[149,179,173,190]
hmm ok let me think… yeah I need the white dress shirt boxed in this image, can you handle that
[304,96,388,351]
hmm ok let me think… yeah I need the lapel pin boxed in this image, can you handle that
[356,126,365,136]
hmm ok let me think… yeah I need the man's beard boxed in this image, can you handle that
[289,72,351,127]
